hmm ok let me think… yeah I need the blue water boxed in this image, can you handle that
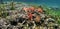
[2,0,60,7]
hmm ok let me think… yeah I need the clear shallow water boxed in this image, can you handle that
[1,0,60,7]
